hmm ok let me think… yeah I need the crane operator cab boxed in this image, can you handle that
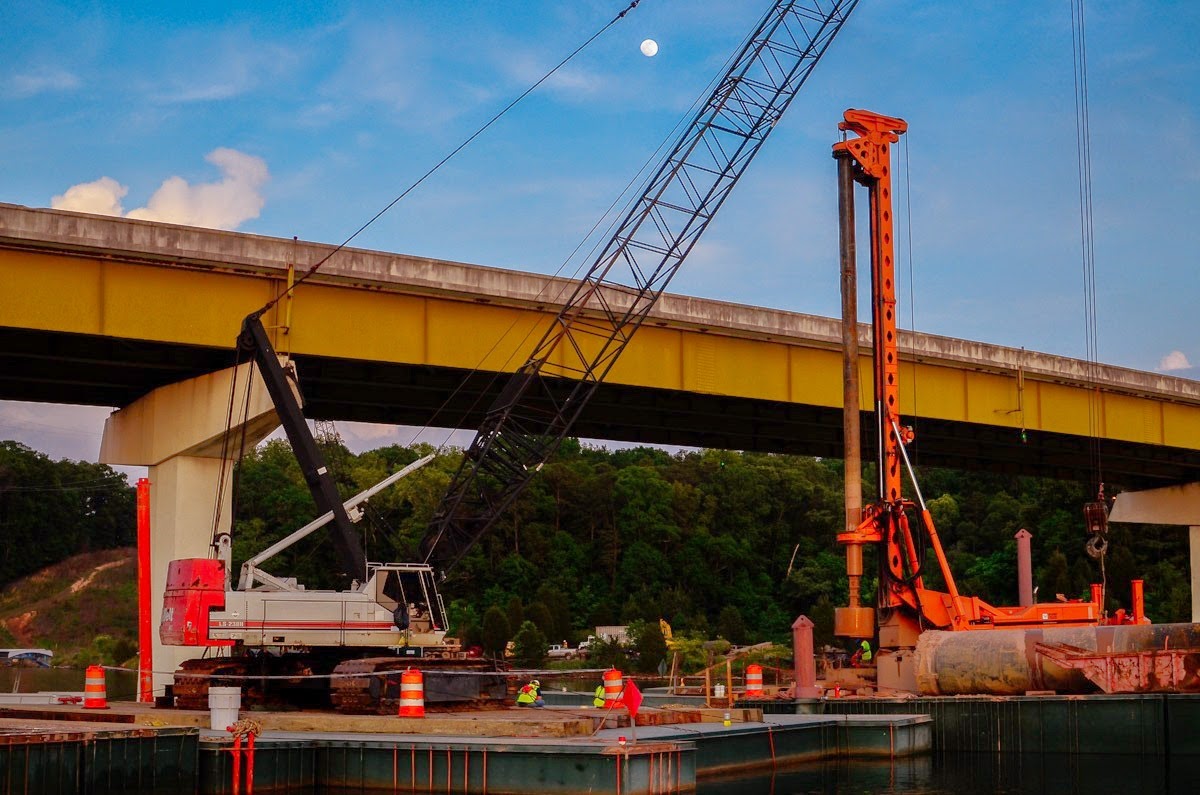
[371,563,447,637]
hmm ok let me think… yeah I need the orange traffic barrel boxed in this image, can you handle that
[745,664,763,698]
[398,669,424,718]
[83,665,109,709]
[603,668,624,707]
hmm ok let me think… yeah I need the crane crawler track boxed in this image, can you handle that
[331,657,511,714]
[172,655,325,710]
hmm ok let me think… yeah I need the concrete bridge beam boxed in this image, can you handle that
[100,360,288,693]
[1110,482,1200,622]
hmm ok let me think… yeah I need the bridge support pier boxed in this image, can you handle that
[100,361,285,694]
[1110,483,1200,622]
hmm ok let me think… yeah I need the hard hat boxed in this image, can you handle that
[531,679,540,687]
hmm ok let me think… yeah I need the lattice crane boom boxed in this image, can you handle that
[420,0,861,575]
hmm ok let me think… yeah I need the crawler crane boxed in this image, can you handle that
[161,0,863,712]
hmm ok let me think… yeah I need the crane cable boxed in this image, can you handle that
[901,134,919,466]
[383,8,753,456]
[204,1,643,543]
[1071,0,1108,605]
[898,132,930,585]
[253,0,642,320]
[1072,0,1101,484]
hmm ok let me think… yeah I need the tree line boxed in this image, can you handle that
[1,435,1189,656]
[229,436,1191,652]
[0,441,135,586]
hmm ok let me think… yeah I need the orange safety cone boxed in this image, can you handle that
[603,668,624,708]
[398,669,424,718]
[745,664,763,698]
[83,665,109,709]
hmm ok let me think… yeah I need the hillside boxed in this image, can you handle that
[0,547,138,667]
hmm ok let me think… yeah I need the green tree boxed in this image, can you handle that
[1039,549,1073,601]
[586,637,629,670]
[505,595,525,633]
[446,599,480,637]
[534,583,573,640]
[716,605,748,645]
[927,494,959,530]
[481,606,511,660]
[525,602,556,641]
[511,620,549,667]
[628,619,668,674]
[458,622,483,652]
[0,442,134,587]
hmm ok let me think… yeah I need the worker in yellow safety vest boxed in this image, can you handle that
[850,640,873,667]
[516,679,544,707]
[593,684,606,708]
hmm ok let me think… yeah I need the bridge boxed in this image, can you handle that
[2,202,1198,486]
[6,202,1200,686]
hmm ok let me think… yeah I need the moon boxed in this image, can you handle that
[640,39,658,57]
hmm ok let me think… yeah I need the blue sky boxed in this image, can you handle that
[2,0,1198,463]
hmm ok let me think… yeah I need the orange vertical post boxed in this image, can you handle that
[1015,529,1033,607]
[792,615,821,698]
[245,733,256,795]
[136,477,153,703]
[230,735,242,795]
[1131,579,1147,624]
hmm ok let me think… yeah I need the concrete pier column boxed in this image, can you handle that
[101,360,288,694]
[1110,483,1200,623]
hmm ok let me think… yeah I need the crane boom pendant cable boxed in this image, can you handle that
[1072,0,1109,609]
[253,1,642,319]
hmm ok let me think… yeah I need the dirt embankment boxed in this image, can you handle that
[0,548,137,661]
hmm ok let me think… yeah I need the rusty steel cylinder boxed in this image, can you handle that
[914,623,1200,695]
[1014,529,1033,607]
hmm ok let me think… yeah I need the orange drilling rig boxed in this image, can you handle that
[829,109,1102,692]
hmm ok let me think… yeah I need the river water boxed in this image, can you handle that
[0,666,139,699]
[700,752,1200,794]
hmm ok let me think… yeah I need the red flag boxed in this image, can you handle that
[622,678,643,717]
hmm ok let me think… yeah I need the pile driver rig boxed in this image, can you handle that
[830,109,1101,692]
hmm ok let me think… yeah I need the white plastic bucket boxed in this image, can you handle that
[208,686,242,731]
[714,684,726,698]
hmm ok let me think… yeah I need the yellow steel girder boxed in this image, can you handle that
[2,246,1198,451]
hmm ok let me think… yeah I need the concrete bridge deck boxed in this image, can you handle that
[1,202,1198,487]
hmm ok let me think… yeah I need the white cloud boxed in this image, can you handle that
[0,400,107,462]
[341,421,404,443]
[126,148,268,229]
[150,30,301,105]
[337,422,475,452]
[1159,350,1192,371]
[0,401,144,482]
[503,51,606,100]
[51,177,128,216]
[52,148,269,231]
[6,67,80,99]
